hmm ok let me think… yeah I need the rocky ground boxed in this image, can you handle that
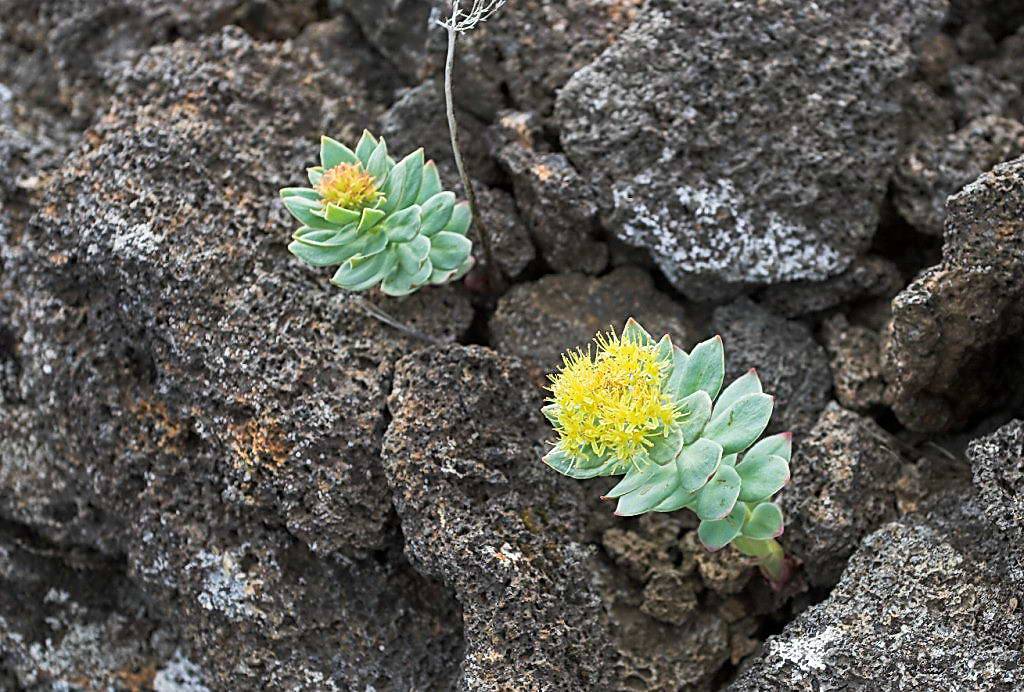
[0,1,1022,690]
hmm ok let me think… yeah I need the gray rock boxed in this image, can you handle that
[967,420,1024,589]
[779,403,902,587]
[0,0,317,125]
[495,120,607,273]
[712,299,832,434]
[379,80,499,185]
[883,156,1024,432]
[949,27,1024,123]
[341,0,641,119]
[731,519,1024,690]
[822,315,887,412]
[759,256,903,318]
[0,525,208,690]
[556,0,946,299]
[894,116,1024,235]
[489,267,691,374]
[382,345,616,689]
[383,345,739,690]
[2,29,470,688]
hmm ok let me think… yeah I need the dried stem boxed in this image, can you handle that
[441,1,506,291]
[354,296,446,346]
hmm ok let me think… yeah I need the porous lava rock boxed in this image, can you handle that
[557,0,947,299]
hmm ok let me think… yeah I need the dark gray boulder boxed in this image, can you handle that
[778,403,902,587]
[712,299,832,435]
[731,519,1023,690]
[883,156,1024,432]
[556,0,947,299]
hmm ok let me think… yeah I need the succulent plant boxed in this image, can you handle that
[543,318,792,585]
[280,131,474,296]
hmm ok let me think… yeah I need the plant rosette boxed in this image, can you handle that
[543,318,793,586]
[281,131,474,296]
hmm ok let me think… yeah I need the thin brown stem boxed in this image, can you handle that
[444,24,505,292]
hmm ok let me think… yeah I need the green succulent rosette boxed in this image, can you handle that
[280,130,474,296]
[542,318,793,585]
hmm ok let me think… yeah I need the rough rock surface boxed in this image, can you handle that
[489,267,691,374]
[967,420,1024,588]
[0,525,208,690]
[883,156,1024,432]
[1,29,470,688]
[344,0,643,118]
[822,315,888,412]
[557,0,947,299]
[382,346,732,690]
[779,403,902,587]
[0,0,317,125]
[732,519,1024,690]
[759,256,903,318]
[494,112,607,274]
[894,115,1024,236]
[712,299,832,434]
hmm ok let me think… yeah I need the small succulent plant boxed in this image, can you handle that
[543,319,792,585]
[281,131,474,296]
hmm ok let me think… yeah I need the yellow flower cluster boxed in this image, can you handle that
[547,329,678,463]
[315,163,382,210]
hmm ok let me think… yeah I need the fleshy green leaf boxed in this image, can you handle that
[741,432,793,465]
[366,139,390,180]
[736,454,789,502]
[543,446,623,479]
[651,483,700,513]
[395,239,426,275]
[417,162,443,203]
[541,404,559,425]
[654,334,673,365]
[615,462,680,516]
[429,231,472,270]
[673,335,724,401]
[648,425,684,466]
[622,317,653,346]
[280,187,319,200]
[395,149,424,209]
[714,369,762,415]
[380,159,409,214]
[380,269,418,297]
[288,240,357,267]
[721,453,738,467]
[731,535,777,559]
[694,464,741,521]
[355,130,378,165]
[677,390,713,445]
[743,502,784,540]
[444,202,471,236]
[332,250,397,291]
[703,393,774,455]
[678,438,723,492]
[283,197,340,231]
[602,464,656,499]
[359,208,387,232]
[381,205,421,243]
[307,167,324,186]
[324,204,362,226]
[697,503,748,551]
[420,192,456,236]
[665,346,690,396]
[321,135,359,169]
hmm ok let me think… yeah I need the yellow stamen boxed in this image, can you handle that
[316,163,382,210]
[546,328,678,464]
